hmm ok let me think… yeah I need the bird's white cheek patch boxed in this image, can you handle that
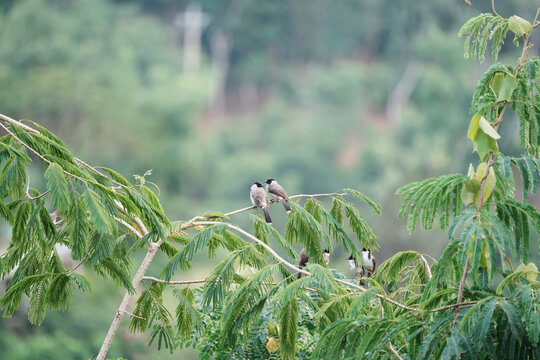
[348,260,356,271]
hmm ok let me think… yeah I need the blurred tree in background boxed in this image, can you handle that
[0,0,538,359]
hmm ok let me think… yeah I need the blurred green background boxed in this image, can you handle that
[0,0,538,358]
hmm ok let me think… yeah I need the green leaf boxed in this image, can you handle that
[491,72,517,102]
[508,15,532,37]
[44,163,70,212]
[496,263,539,295]
[468,114,499,159]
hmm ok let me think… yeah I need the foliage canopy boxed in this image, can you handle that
[0,2,539,360]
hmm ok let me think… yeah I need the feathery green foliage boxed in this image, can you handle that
[458,13,508,62]
[1,4,539,358]
[396,174,464,233]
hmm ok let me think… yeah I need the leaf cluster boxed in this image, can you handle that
[0,121,171,324]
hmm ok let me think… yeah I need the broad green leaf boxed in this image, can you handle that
[491,73,517,102]
[474,162,496,204]
[508,15,532,37]
[468,115,499,159]
[461,185,475,206]
[464,178,481,193]
[467,114,482,141]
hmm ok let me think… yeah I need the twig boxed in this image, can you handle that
[431,301,478,313]
[0,113,40,134]
[419,254,432,279]
[120,310,146,321]
[182,192,347,225]
[493,19,536,128]
[96,240,162,360]
[142,276,207,285]
[454,256,470,325]
[24,175,49,200]
[69,253,90,273]
[387,341,404,360]
[491,0,503,19]
[114,216,144,239]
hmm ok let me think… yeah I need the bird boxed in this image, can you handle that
[297,248,330,278]
[265,178,291,213]
[347,248,376,286]
[250,181,272,224]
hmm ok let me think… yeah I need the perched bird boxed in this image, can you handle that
[297,248,309,279]
[265,178,291,213]
[347,248,376,286]
[250,181,272,224]
[297,248,330,278]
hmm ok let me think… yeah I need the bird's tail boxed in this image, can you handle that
[281,199,291,213]
[263,207,272,224]
[297,266,303,279]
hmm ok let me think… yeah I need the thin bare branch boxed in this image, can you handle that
[454,256,470,324]
[96,240,162,360]
[491,0,503,19]
[0,113,40,134]
[114,216,144,239]
[419,254,432,279]
[387,341,404,360]
[142,276,206,285]
[431,301,478,313]
[120,310,147,321]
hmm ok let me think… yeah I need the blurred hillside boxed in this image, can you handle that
[0,0,538,359]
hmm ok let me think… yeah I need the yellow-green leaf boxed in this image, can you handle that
[480,237,491,273]
[478,117,501,139]
[474,163,496,203]
[515,263,538,282]
[467,163,476,178]
[468,114,500,159]
[508,15,532,37]
[266,337,280,354]
[491,73,517,102]
[475,131,499,160]
[467,114,482,141]
[461,185,475,206]
[464,178,481,193]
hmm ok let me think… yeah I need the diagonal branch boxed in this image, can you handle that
[141,276,206,285]
[195,221,422,313]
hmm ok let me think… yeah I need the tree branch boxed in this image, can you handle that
[141,276,207,285]
[387,341,404,360]
[419,254,432,279]
[453,255,470,325]
[96,240,162,360]
[195,221,422,313]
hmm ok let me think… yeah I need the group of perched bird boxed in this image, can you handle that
[250,178,291,224]
[250,179,376,285]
